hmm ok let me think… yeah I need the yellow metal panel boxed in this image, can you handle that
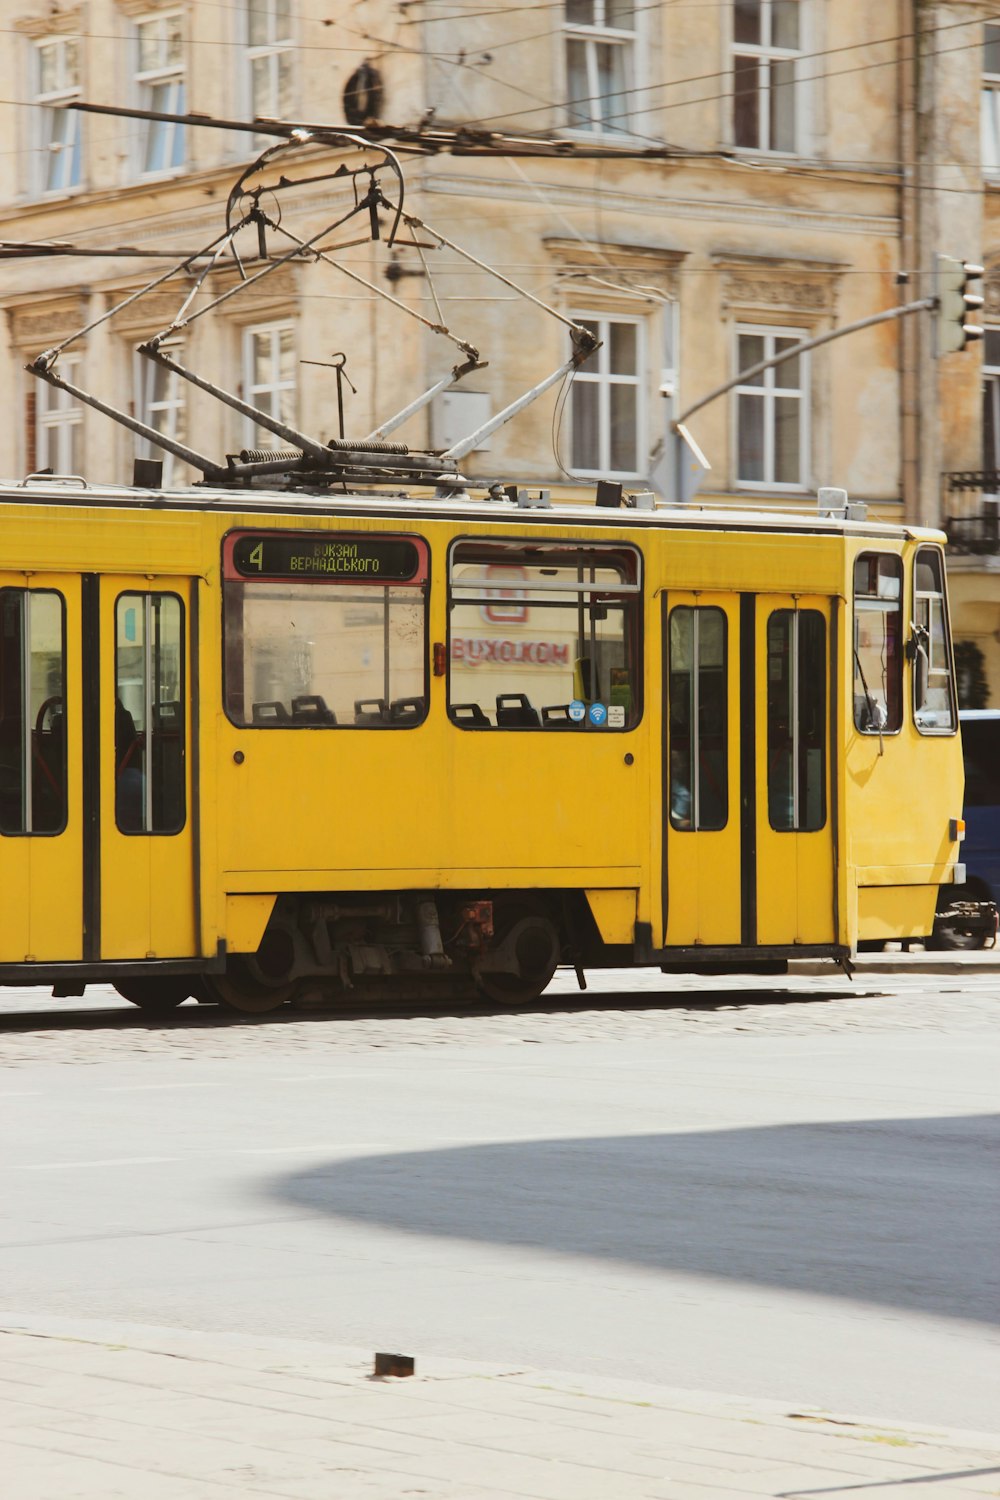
[855,863,958,886]
[585,889,638,945]
[657,534,843,597]
[857,885,937,941]
[222,866,644,891]
[224,894,276,955]
[217,728,646,883]
[0,506,204,577]
[0,841,32,963]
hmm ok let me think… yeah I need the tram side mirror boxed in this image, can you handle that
[907,624,930,708]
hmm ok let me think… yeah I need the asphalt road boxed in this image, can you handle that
[0,972,997,1431]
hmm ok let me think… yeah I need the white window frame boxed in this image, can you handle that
[733,323,810,492]
[564,2,636,136]
[983,24,1000,176]
[241,321,297,448]
[135,343,186,487]
[732,0,803,155]
[133,10,185,177]
[34,36,82,196]
[245,1,295,126]
[35,353,83,475]
[569,311,647,481]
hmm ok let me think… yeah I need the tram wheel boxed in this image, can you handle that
[114,978,191,1014]
[477,905,561,1006]
[204,960,294,1014]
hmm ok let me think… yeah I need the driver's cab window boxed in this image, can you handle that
[912,548,956,733]
[115,592,185,833]
[0,589,66,835]
[853,553,902,734]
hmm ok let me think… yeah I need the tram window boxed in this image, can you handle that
[668,607,727,831]
[114,593,185,834]
[766,610,826,832]
[913,548,956,734]
[447,541,641,730]
[853,553,902,734]
[222,532,428,729]
[0,590,66,836]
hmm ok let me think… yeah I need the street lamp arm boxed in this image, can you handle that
[673,298,935,431]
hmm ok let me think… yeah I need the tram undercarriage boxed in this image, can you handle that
[115,891,572,1014]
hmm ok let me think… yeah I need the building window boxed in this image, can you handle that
[734,325,808,489]
[135,346,186,487]
[984,25,1000,173]
[733,0,801,153]
[36,355,83,475]
[570,315,644,478]
[34,37,81,194]
[135,11,185,174]
[565,1,635,134]
[983,330,1000,489]
[247,0,294,123]
[242,322,296,447]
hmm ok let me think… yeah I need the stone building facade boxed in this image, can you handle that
[0,1,999,694]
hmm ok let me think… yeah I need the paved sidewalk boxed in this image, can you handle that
[0,1318,996,1499]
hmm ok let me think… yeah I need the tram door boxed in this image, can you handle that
[754,595,835,945]
[663,594,743,946]
[95,577,198,961]
[663,593,835,950]
[0,576,83,962]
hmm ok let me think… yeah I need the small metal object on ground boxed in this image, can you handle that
[374,1352,415,1378]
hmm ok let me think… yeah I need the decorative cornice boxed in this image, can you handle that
[14,7,83,39]
[544,238,689,269]
[9,295,88,347]
[421,175,899,238]
[545,236,687,300]
[116,0,185,18]
[105,264,299,332]
[712,252,846,316]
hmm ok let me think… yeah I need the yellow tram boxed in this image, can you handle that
[0,475,964,1012]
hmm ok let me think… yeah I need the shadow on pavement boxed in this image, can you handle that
[272,1116,1000,1325]
[0,987,867,1033]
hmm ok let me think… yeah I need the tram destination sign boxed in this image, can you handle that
[232,533,419,581]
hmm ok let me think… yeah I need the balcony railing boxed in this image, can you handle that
[943,473,1000,553]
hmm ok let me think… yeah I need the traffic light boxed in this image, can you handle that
[935,255,985,355]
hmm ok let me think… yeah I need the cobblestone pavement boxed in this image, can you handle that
[0,967,996,1066]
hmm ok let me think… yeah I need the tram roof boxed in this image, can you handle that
[0,477,945,545]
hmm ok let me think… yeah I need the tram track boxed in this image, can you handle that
[0,984,876,1035]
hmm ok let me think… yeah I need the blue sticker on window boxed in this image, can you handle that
[588,702,608,726]
[568,699,586,723]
